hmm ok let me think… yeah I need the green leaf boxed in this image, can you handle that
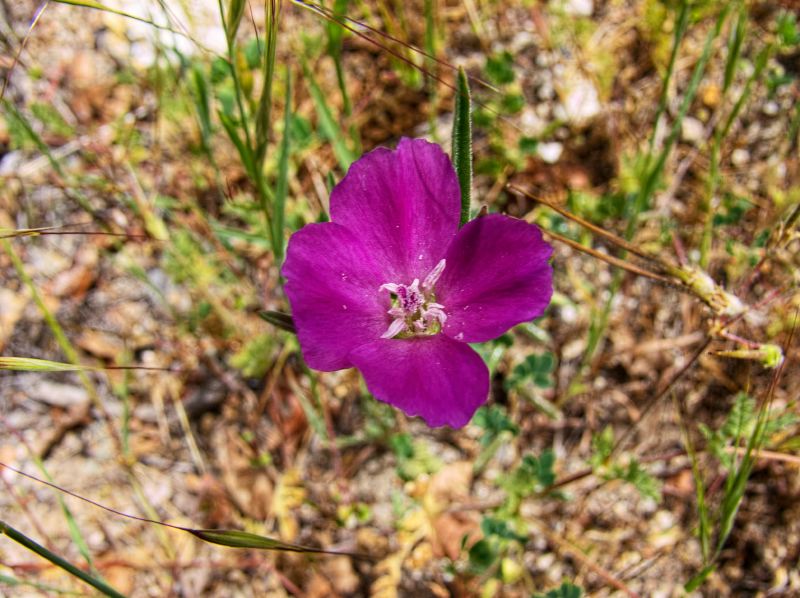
[590,425,615,468]
[302,58,356,170]
[534,581,584,598]
[218,110,256,180]
[684,564,716,592]
[0,573,80,596]
[54,0,187,34]
[189,68,213,150]
[480,517,527,544]
[722,4,746,92]
[777,11,800,47]
[254,0,280,167]
[389,434,441,481]
[188,528,343,555]
[273,69,292,262]
[0,520,125,598]
[611,459,662,502]
[485,51,515,85]
[468,538,497,572]
[258,310,296,333]
[502,449,557,498]
[506,352,555,390]
[472,405,519,447]
[0,357,97,372]
[224,0,246,46]
[451,67,473,227]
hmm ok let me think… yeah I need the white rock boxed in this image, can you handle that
[520,108,547,136]
[538,141,563,163]
[558,0,594,17]
[763,101,779,116]
[561,77,601,123]
[681,116,705,144]
[731,148,749,166]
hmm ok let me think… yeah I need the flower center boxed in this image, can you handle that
[379,259,447,339]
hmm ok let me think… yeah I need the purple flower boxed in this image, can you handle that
[282,138,553,428]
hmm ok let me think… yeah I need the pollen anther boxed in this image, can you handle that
[380,260,447,338]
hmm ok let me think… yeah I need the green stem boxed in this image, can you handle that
[0,520,126,598]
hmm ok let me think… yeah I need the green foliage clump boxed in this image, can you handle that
[699,393,797,471]
[506,352,555,390]
[389,433,441,481]
[229,334,274,378]
[534,581,584,598]
[591,427,662,501]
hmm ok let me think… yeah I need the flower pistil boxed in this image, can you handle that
[380,259,447,338]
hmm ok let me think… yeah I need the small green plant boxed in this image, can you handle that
[534,581,584,598]
[389,433,442,481]
[506,352,555,390]
[591,427,662,501]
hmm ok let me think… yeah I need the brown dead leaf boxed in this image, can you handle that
[424,461,473,515]
[356,527,390,557]
[211,426,274,520]
[47,246,98,298]
[99,561,137,596]
[272,467,305,542]
[76,329,124,360]
[430,511,481,560]
[664,468,695,498]
[306,572,335,598]
[423,462,481,560]
[188,473,236,529]
[321,555,360,595]
[0,287,28,351]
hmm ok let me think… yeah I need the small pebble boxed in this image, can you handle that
[731,148,749,166]
[681,117,705,144]
[538,141,563,163]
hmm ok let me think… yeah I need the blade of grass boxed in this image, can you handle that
[1,239,113,438]
[218,110,257,180]
[186,528,361,556]
[301,57,356,170]
[1,100,101,221]
[0,1,48,102]
[224,0,247,46]
[0,520,126,598]
[291,0,500,93]
[452,67,473,226]
[254,0,280,167]
[723,3,747,93]
[273,69,292,262]
[54,0,190,35]
[0,573,82,596]
[326,0,351,115]
[0,461,372,560]
[580,4,733,374]
[647,0,690,158]
[674,391,712,561]
[700,10,771,267]
[632,2,734,231]
[259,310,297,333]
[0,356,99,372]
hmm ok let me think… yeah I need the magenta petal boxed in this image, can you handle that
[349,335,489,428]
[437,214,553,343]
[282,222,388,371]
[329,138,461,283]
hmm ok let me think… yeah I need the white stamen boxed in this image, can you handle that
[381,318,407,339]
[422,259,446,291]
[378,260,448,339]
